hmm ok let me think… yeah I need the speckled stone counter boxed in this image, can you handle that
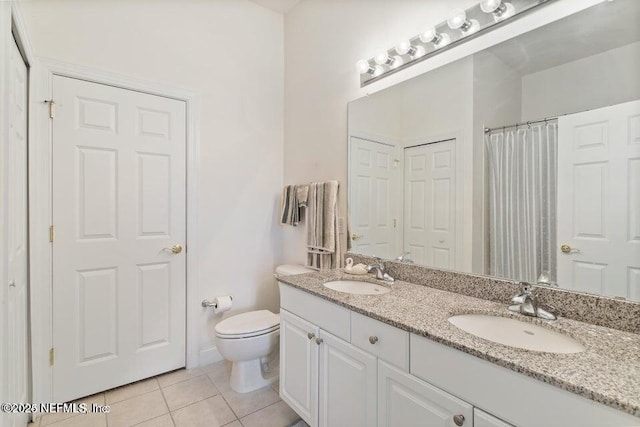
[277,269,640,417]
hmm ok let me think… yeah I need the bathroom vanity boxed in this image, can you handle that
[277,270,640,427]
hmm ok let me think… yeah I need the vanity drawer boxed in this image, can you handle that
[279,282,350,341]
[351,311,409,370]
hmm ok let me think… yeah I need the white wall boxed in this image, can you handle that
[400,57,474,143]
[348,88,402,142]
[521,41,640,120]
[282,0,480,264]
[19,0,284,364]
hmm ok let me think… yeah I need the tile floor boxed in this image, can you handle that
[29,361,303,427]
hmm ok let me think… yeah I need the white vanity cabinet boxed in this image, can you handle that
[318,328,377,427]
[280,308,376,427]
[279,309,319,425]
[279,283,639,427]
[474,409,513,427]
[378,360,473,427]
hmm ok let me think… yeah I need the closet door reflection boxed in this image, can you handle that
[403,140,457,268]
[348,137,401,259]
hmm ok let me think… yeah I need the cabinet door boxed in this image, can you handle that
[378,360,473,427]
[318,330,377,427]
[280,309,319,426]
[475,409,513,427]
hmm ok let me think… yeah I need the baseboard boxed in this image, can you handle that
[199,345,223,367]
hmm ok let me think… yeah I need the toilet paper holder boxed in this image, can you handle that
[201,296,233,309]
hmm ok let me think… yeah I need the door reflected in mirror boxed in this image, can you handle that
[347,0,640,301]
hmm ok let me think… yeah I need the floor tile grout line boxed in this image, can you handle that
[164,374,221,413]
[237,397,284,421]
[218,392,242,420]
[105,385,161,407]
[157,384,176,427]
[130,413,173,427]
[157,370,206,390]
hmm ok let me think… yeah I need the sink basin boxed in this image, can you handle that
[323,280,391,295]
[448,314,585,354]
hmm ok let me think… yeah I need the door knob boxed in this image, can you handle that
[315,337,323,345]
[307,332,315,340]
[351,233,364,241]
[163,244,183,254]
[560,244,579,254]
[369,336,379,344]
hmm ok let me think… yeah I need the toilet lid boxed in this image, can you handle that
[215,310,280,338]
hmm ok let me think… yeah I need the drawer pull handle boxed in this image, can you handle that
[315,337,323,345]
[369,336,379,344]
[307,332,315,340]
[453,414,465,426]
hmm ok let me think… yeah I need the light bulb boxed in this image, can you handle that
[356,59,372,74]
[494,2,515,21]
[390,56,403,69]
[480,0,502,13]
[419,28,437,43]
[374,51,390,65]
[436,33,451,47]
[396,40,412,55]
[419,28,451,48]
[481,0,515,21]
[447,9,467,29]
[464,19,480,34]
[373,65,384,77]
[412,46,426,58]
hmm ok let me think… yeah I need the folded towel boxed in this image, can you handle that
[306,180,343,269]
[280,185,300,226]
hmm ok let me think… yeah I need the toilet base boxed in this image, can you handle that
[229,357,279,393]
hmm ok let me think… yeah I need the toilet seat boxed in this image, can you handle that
[215,310,280,339]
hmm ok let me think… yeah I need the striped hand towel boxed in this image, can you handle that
[306,180,343,270]
[280,185,300,226]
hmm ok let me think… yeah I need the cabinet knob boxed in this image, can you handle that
[453,414,465,426]
[315,337,323,345]
[369,336,379,344]
[307,332,315,340]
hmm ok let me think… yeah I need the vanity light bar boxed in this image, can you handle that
[356,0,554,87]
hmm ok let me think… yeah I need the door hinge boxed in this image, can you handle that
[44,99,56,119]
[49,225,55,243]
[49,348,55,366]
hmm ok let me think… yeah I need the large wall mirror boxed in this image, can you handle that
[348,0,640,300]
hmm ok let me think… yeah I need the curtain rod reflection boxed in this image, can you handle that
[484,117,558,134]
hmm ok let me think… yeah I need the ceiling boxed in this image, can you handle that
[486,0,640,75]
[249,0,302,14]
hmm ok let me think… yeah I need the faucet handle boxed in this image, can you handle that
[396,252,414,263]
[511,294,526,304]
[511,282,533,303]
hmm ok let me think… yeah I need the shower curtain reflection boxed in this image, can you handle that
[485,122,557,284]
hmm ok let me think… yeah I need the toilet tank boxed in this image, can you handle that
[274,264,314,278]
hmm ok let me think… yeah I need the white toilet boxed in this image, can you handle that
[215,264,314,393]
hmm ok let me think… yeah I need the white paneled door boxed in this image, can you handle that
[348,137,400,259]
[403,140,456,268]
[7,37,30,427]
[557,100,640,298]
[52,76,187,401]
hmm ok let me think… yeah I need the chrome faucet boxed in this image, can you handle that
[395,252,414,263]
[366,258,395,283]
[508,282,556,320]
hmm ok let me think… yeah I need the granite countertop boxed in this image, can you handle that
[278,269,640,417]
